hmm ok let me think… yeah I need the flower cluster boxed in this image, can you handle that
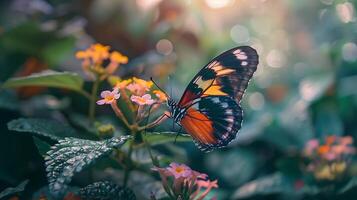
[76,43,128,80]
[97,76,168,131]
[152,163,218,200]
[303,135,356,181]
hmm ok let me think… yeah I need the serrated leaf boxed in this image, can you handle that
[144,132,191,146]
[0,180,29,199]
[2,70,84,92]
[79,181,136,200]
[45,136,131,194]
[7,118,78,141]
[339,176,357,194]
[232,173,292,199]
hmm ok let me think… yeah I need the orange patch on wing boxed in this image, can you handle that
[180,107,217,144]
[203,85,227,96]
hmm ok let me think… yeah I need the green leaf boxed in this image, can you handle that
[144,132,191,146]
[205,149,259,187]
[79,181,136,200]
[33,137,52,156]
[0,180,29,199]
[2,70,84,92]
[0,90,19,110]
[8,118,78,141]
[232,173,292,199]
[339,177,357,194]
[45,136,131,194]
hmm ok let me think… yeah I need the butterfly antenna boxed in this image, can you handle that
[150,77,170,98]
[168,75,173,98]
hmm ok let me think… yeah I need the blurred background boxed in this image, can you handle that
[1,0,357,199]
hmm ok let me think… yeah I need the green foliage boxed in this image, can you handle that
[0,90,19,111]
[0,180,29,199]
[79,181,136,200]
[7,118,78,141]
[232,173,292,199]
[2,70,85,93]
[144,132,191,146]
[339,177,357,194]
[33,137,52,156]
[45,136,131,194]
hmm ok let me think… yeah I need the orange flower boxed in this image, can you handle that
[110,51,128,64]
[75,50,90,59]
[115,79,132,89]
[106,51,129,75]
[90,44,110,64]
[326,135,336,145]
[133,77,153,89]
[318,145,330,155]
[153,90,167,102]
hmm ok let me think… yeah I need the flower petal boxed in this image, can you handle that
[96,99,106,105]
[100,90,111,98]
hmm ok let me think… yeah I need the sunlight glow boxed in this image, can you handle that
[205,0,234,9]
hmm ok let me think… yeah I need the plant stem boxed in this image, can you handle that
[111,102,132,130]
[123,139,134,187]
[89,78,100,122]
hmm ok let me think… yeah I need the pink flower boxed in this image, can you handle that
[151,162,218,200]
[126,83,145,95]
[167,163,193,179]
[340,136,353,145]
[96,88,120,105]
[130,94,155,106]
[193,179,218,200]
[304,139,319,156]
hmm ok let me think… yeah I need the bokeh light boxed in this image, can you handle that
[342,42,357,62]
[248,92,265,110]
[266,49,286,68]
[156,39,174,55]
[336,2,356,23]
[230,24,250,44]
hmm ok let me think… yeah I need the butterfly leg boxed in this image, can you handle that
[142,111,171,130]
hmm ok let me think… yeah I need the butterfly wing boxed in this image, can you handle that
[178,46,258,107]
[180,96,242,152]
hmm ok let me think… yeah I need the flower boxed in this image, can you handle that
[110,51,128,64]
[133,77,153,89]
[151,162,218,200]
[167,163,193,179]
[130,94,155,106]
[115,79,132,89]
[106,51,129,75]
[96,88,120,105]
[304,139,319,156]
[126,83,147,95]
[153,90,167,102]
[90,43,110,64]
[303,135,356,181]
[75,44,129,78]
[194,179,218,200]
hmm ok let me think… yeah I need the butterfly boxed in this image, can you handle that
[153,46,259,152]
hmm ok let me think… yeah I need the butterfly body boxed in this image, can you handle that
[166,46,259,152]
